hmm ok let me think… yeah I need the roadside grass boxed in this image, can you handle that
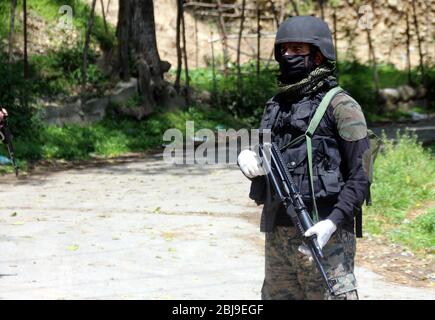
[363,132,435,256]
[389,206,435,254]
[0,105,249,174]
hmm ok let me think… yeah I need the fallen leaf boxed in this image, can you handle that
[153,207,161,213]
[67,245,79,251]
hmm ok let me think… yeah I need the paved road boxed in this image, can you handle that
[0,153,434,299]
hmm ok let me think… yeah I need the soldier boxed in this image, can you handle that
[238,16,370,300]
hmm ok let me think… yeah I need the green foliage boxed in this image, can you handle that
[179,62,279,127]
[0,0,115,53]
[0,106,248,163]
[363,132,435,253]
[0,52,40,139]
[389,207,435,254]
[185,60,432,126]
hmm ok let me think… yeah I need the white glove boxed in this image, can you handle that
[298,219,337,257]
[237,149,265,179]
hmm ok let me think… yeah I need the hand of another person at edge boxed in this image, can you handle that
[0,108,8,125]
[298,219,337,259]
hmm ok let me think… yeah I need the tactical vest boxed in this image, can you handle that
[251,87,348,233]
[270,90,345,206]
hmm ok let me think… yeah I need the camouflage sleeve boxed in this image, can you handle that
[331,93,367,141]
[327,93,370,226]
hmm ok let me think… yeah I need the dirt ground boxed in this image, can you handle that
[0,151,434,300]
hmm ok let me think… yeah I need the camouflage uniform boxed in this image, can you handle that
[261,226,358,300]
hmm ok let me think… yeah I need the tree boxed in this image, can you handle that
[82,0,97,103]
[8,0,18,63]
[23,0,28,79]
[116,0,172,118]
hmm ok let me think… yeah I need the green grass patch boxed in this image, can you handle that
[364,132,435,254]
[0,106,249,166]
[389,206,435,254]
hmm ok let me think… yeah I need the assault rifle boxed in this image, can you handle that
[0,118,18,177]
[258,141,337,295]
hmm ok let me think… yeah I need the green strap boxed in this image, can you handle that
[279,134,305,151]
[306,86,343,223]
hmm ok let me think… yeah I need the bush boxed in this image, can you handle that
[364,132,435,252]
[180,62,279,127]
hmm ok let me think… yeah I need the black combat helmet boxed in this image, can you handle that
[274,16,336,62]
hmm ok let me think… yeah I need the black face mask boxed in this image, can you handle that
[278,54,312,84]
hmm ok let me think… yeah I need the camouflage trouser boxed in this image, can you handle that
[261,226,359,300]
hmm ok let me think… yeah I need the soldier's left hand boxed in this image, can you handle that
[298,219,337,258]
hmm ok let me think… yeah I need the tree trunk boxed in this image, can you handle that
[279,0,285,24]
[366,28,381,112]
[100,0,108,34]
[105,0,111,16]
[130,0,164,84]
[269,0,280,28]
[8,0,18,63]
[194,14,199,68]
[216,0,229,75]
[23,0,28,79]
[82,0,97,103]
[174,0,182,92]
[405,10,412,85]
[318,0,325,20]
[411,0,426,86]
[290,0,299,16]
[256,2,261,77]
[116,0,170,118]
[236,0,246,87]
[117,0,131,81]
[333,6,339,77]
[181,2,189,93]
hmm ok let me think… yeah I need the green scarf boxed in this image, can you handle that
[277,61,337,99]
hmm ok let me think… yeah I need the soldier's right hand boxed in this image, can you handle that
[237,149,265,179]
